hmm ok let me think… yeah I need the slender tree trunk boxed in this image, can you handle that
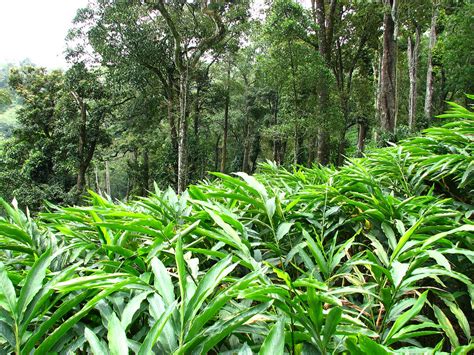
[378,0,398,135]
[293,125,299,165]
[317,128,330,165]
[307,133,317,166]
[220,61,231,172]
[193,84,201,137]
[214,135,220,172]
[242,120,251,173]
[374,48,382,120]
[177,70,189,193]
[357,120,368,157]
[142,149,149,194]
[95,166,100,191]
[312,0,335,165]
[250,132,261,173]
[424,2,438,125]
[105,160,111,196]
[271,93,283,164]
[75,95,88,192]
[336,130,346,166]
[407,25,421,130]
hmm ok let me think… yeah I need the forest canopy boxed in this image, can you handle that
[0,1,473,354]
[0,0,472,209]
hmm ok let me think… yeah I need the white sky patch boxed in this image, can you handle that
[0,0,88,69]
[0,0,311,69]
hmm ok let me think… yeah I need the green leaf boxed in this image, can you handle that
[426,250,451,271]
[108,312,129,355]
[184,255,236,324]
[175,235,186,336]
[303,229,329,278]
[85,327,109,355]
[384,291,428,343]
[276,222,293,241]
[36,279,140,353]
[138,300,177,355]
[359,335,392,354]
[322,307,342,348]
[238,342,254,355]
[150,257,175,306]
[177,302,272,355]
[258,318,285,355]
[443,300,470,342]
[121,291,151,330]
[382,222,397,251]
[0,320,15,347]
[390,261,409,288]
[0,262,17,316]
[16,249,53,322]
[186,271,261,341]
[433,305,459,350]
[265,197,276,220]
[391,219,423,262]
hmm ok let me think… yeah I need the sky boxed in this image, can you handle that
[0,0,311,69]
[0,0,88,69]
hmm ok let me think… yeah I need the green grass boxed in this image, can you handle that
[0,100,472,354]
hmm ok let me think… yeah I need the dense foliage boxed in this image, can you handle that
[0,1,473,209]
[0,102,472,354]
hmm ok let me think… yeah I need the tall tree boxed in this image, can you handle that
[378,0,398,135]
[148,0,249,192]
[424,1,439,124]
[311,0,337,164]
[407,23,420,130]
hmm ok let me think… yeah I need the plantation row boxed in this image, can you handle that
[0,101,473,354]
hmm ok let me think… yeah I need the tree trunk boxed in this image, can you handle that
[77,164,87,194]
[336,129,346,166]
[407,25,421,130]
[142,149,149,194]
[193,84,201,137]
[214,135,220,172]
[75,95,87,192]
[250,132,261,173]
[378,0,398,135]
[177,70,189,193]
[242,120,251,173]
[424,2,438,125]
[312,0,335,165]
[220,61,231,173]
[357,120,368,157]
[374,49,382,120]
[317,128,330,165]
[307,133,317,166]
[105,160,111,196]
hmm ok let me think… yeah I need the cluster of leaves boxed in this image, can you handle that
[0,103,472,354]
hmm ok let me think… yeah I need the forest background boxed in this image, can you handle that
[0,0,472,211]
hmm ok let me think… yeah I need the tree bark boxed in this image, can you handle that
[312,0,336,165]
[407,24,421,130]
[105,160,111,196]
[242,119,251,173]
[424,2,438,125]
[142,149,149,194]
[356,119,368,157]
[177,70,189,193]
[378,0,398,135]
[220,60,231,173]
[317,128,330,165]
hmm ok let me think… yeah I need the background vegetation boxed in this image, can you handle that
[0,2,472,353]
[0,0,472,209]
[0,100,472,353]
